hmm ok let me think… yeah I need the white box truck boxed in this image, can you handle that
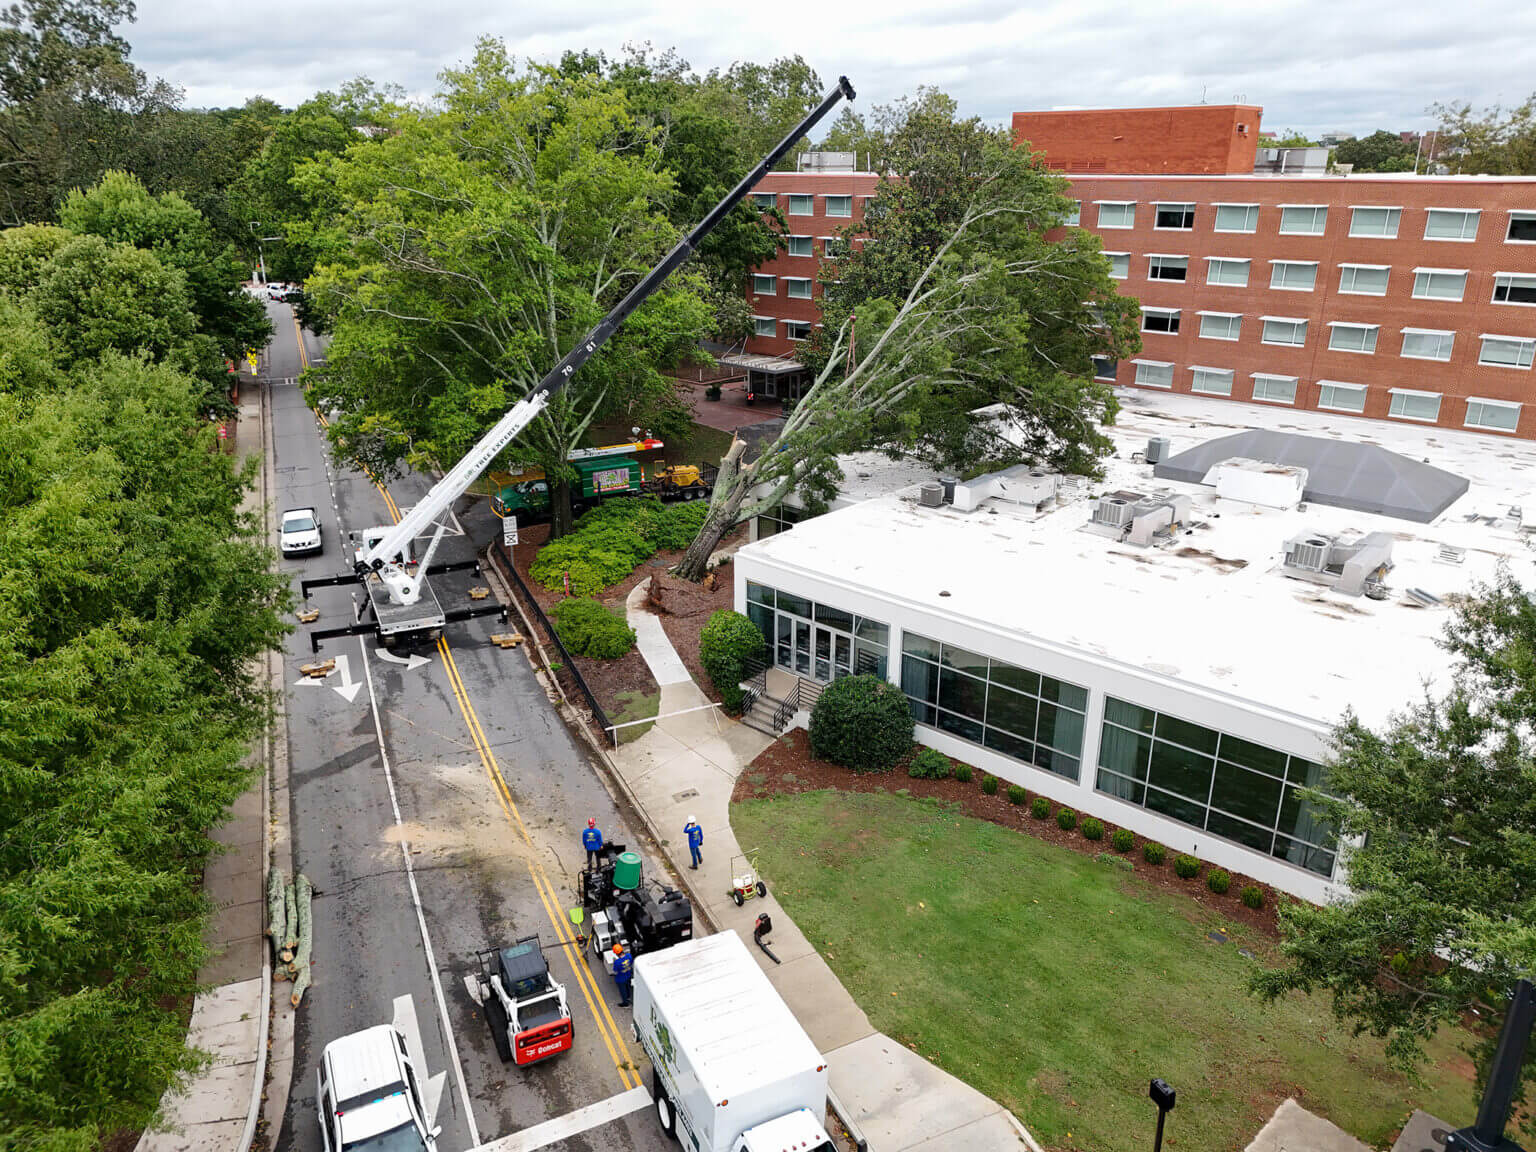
[633,931,835,1152]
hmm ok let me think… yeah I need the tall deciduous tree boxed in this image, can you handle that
[1428,95,1536,175]
[1253,568,1536,1131]
[1332,129,1418,173]
[673,124,1137,580]
[301,43,711,536]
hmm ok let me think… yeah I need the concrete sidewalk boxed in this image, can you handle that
[137,373,273,1152]
[614,580,1038,1152]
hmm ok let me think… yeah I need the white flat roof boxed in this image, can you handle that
[742,390,1536,730]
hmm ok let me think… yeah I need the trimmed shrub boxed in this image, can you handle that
[952,763,973,783]
[1111,827,1135,853]
[980,774,998,795]
[1097,852,1134,873]
[1055,807,1077,832]
[531,496,708,595]
[699,610,766,713]
[1006,784,1027,805]
[1206,869,1231,895]
[1241,885,1265,910]
[1174,854,1200,880]
[808,674,914,773]
[908,747,952,780]
[551,597,635,659]
[1143,842,1166,866]
[1081,817,1104,841]
[1030,795,1051,820]
[651,499,710,550]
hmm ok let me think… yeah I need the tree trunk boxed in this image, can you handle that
[675,488,748,581]
[550,474,576,539]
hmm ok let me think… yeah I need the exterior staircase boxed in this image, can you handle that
[738,659,827,736]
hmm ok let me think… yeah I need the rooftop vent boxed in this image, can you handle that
[1089,491,1191,546]
[951,466,1058,512]
[1281,530,1395,597]
[1145,437,1171,464]
[1204,457,1308,510]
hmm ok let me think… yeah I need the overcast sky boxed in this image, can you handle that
[131,0,1533,137]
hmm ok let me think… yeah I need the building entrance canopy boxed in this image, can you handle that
[1154,430,1469,523]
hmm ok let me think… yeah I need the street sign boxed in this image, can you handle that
[503,514,519,548]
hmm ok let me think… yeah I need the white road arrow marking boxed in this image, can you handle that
[331,653,362,702]
[376,648,431,670]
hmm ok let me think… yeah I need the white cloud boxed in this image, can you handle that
[130,0,1534,135]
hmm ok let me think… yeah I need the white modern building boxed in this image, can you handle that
[732,391,1536,901]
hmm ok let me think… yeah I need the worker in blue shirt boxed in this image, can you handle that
[684,816,703,870]
[583,818,603,868]
[612,941,633,1007]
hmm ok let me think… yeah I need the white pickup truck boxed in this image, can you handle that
[633,931,835,1152]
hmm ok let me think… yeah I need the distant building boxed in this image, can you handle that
[1318,131,1355,147]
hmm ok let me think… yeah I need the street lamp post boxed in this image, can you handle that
[1149,1078,1176,1152]
[1446,979,1533,1152]
[249,221,283,284]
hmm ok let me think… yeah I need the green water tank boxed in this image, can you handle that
[613,852,642,891]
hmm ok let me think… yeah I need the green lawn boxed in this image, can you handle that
[610,687,659,744]
[733,790,1474,1152]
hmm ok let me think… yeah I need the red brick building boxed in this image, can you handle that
[741,107,1536,437]
[1012,104,1263,175]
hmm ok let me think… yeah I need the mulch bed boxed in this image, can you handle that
[498,520,746,733]
[734,728,1283,940]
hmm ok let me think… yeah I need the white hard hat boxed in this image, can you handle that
[688,815,697,825]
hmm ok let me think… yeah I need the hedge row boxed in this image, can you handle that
[530,497,708,595]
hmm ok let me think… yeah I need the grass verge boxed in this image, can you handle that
[733,789,1473,1152]
[610,687,660,744]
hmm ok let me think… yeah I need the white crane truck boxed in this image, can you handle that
[634,931,835,1152]
[299,76,856,653]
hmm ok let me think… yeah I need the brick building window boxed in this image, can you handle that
[785,277,813,300]
[752,192,777,210]
[1206,257,1249,287]
[1213,203,1258,233]
[1140,307,1181,335]
[752,316,776,337]
[786,235,813,257]
[1328,323,1379,354]
[1148,255,1189,282]
[1092,356,1118,380]
[1413,269,1468,301]
[1198,312,1242,341]
[1479,336,1536,369]
[1104,252,1129,279]
[1154,202,1195,230]
[1269,261,1318,292]
[1251,374,1298,405]
[785,321,812,341]
[1349,207,1400,238]
[1424,209,1480,241]
[1279,205,1327,236]
[1190,366,1234,396]
[1466,398,1522,432]
[1097,201,1135,229]
[1132,360,1174,388]
[1339,264,1390,295]
[752,274,776,294]
[1390,389,1442,422]
[1065,200,1081,226]
[1400,328,1455,361]
[1493,273,1536,305]
[788,194,814,215]
[1508,212,1536,243]
[1317,381,1367,413]
[1261,317,1308,347]
[824,196,853,217]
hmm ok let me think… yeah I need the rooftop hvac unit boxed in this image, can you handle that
[1145,437,1171,464]
[918,482,944,508]
[1284,534,1332,573]
[1092,495,1137,529]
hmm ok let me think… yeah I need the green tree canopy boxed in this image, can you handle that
[1332,129,1418,172]
[1428,95,1536,174]
[0,297,287,1148]
[1253,569,1536,1130]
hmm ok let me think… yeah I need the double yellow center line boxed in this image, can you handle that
[296,318,638,1089]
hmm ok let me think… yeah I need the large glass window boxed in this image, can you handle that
[1270,261,1318,291]
[752,192,777,210]
[1508,212,1536,243]
[824,195,853,217]
[754,503,808,539]
[1401,328,1455,361]
[787,235,813,257]
[1261,317,1308,347]
[1328,323,1378,354]
[1424,208,1480,240]
[1148,255,1189,282]
[1466,399,1522,432]
[1105,252,1129,279]
[1389,390,1442,422]
[1206,258,1249,287]
[1279,205,1327,235]
[1191,367,1234,396]
[788,194,814,215]
[1096,697,1337,877]
[901,631,1087,780]
[1213,203,1258,233]
[1413,269,1467,301]
[1198,312,1241,342]
[1349,206,1400,238]
[752,274,776,295]
[1316,381,1367,413]
[1251,374,1298,405]
[1141,308,1180,335]
[1339,264,1389,295]
[1154,203,1195,230]
[1097,202,1135,229]
[746,581,886,681]
[1133,361,1174,389]
[752,316,776,338]
[1493,273,1536,305]
[1479,336,1536,369]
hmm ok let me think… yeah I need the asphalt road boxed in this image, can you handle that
[264,303,673,1152]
